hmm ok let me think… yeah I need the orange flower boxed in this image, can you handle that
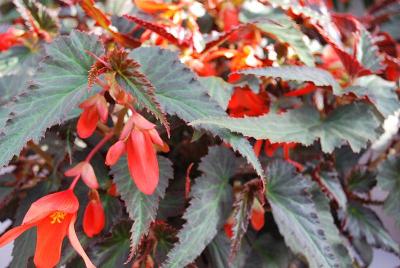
[106,112,164,195]
[250,198,264,231]
[83,190,105,238]
[77,94,108,139]
[0,190,94,268]
[0,28,22,52]
[134,0,179,14]
[65,161,99,189]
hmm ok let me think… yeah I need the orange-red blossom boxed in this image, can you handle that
[106,112,164,195]
[0,190,94,268]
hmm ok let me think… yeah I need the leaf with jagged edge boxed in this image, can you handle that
[192,102,381,153]
[111,156,173,261]
[356,28,385,73]
[0,46,34,76]
[14,0,59,37]
[163,146,235,268]
[319,172,347,209]
[236,66,341,93]
[240,0,314,67]
[265,160,353,268]
[344,75,399,117]
[230,189,253,261]
[129,47,264,180]
[92,221,131,267]
[377,155,400,227]
[198,76,234,110]
[0,30,104,167]
[345,202,400,254]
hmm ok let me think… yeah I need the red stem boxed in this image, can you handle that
[69,132,113,190]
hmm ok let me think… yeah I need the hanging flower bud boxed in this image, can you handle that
[250,198,265,231]
[83,190,105,238]
[65,162,99,189]
[77,94,108,139]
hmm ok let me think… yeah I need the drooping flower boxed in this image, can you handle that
[0,190,94,268]
[77,94,108,139]
[105,112,164,195]
[83,190,105,238]
[0,28,22,52]
[250,198,265,231]
[65,161,99,189]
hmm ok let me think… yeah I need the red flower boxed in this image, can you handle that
[65,161,99,189]
[0,28,22,52]
[83,190,105,238]
[77,94,108,139]
[250,198,265,231]
[0,190,94,268]
[106,112,164,195]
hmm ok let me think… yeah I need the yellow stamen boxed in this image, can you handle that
[50,211,66,224]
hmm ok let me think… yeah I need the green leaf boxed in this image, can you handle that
[0,30,104,167]
[345,202,399,254]
[198,76,233,110]
[355,29,385,73]
[129,47,264,179]
[14,0,59,37]
[111,156,173,259]
[244,234,294,268]
[236,66,341,93]
[192,103,381,153]
[319,172,347,209]
[163,146,235,268]
[377,155,400,227]
[0,46,34,76]
[265,160,352,268]
[92,221,131,267]
[344,75,399,117]
[240,1,314,66]
[347,169,376,193]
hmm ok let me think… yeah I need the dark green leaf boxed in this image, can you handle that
[236,66,341,93]
[265,160,352,268]
[163,146,235,268]
[345,202,399,254]
[344,75,399,117]
[199,76,234,110]
[377,155,400,227]
[240,1,314,66]
[319,172,347,209]
[111,156,173,259]
[192,103,381,153]
[355,29,385,73]
[129,47,264,179]
[0,30,104,167]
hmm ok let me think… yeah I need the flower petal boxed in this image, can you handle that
[83,200,105,237]
[105,141,125,166]
[81,162,99,189]
[77,108,99,139]
[64,162,85,177]
[250,199,265,231]
[68,215,96,268]
[148,129,163,147]
[131,112,155,130]
[126,130,159,195]
[0,222,35,247]
[34,214,71,268]
[23,190,79,224]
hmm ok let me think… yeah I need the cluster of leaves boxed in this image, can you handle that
[0,0,399,267]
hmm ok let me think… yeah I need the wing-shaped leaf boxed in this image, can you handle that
[129,47,264,179]
[111,156,173,260]
[344,75,399,117]
[265,161,352,268]
[240,1,314,66]
[163,146,235,268]
[355,29,385,73]
[192,103,381,153]
[92,221,131,268]
[377,155,400,227]
[0,30,104,167]
[236,66,341,93]
[345,202,399,254]
[199,76,234,110]
[319,172,347,209]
